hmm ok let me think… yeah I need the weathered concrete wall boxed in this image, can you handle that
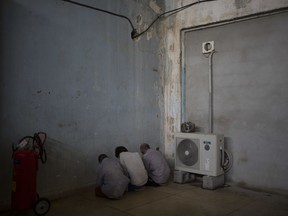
[184,11,288,190]
[161,0,288,190]
[0,0,162,206]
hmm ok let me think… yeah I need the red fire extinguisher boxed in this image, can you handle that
[12,132,51,216]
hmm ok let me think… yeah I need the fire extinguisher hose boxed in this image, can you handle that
[33,132,47,164]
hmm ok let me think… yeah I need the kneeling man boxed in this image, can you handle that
[95,154,129,199]
[140,143,170,186]
[115,146,148,190]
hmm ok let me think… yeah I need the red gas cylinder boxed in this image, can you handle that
[11,149,38,210]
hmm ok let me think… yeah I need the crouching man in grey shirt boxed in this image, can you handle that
[95,154,129,199]
[140,143,171,186]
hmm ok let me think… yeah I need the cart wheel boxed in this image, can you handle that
[33,198,51,216]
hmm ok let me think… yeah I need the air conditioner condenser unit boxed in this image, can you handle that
[175,133,224,176]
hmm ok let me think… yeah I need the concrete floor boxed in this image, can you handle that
[1,182,288,216]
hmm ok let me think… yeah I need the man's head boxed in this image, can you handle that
[115,146,128,158]
[98,154,108,163]
[140,143,150,155]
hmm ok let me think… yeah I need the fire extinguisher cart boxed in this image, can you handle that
[12,132,51,216]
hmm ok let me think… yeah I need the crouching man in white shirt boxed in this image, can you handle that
[115,146,148,191]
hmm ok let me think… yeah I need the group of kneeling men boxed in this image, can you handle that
[95,143,171,199]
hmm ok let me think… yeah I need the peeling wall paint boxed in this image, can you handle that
[161,0,288,188]
[149,0,162,14]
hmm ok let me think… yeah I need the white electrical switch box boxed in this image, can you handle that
[202,41,215,54]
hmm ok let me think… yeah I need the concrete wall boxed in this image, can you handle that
[0,0,162,206]
[183,11,288,190]
[161,0,288,191]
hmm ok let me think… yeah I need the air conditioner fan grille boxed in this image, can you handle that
[177,139,198,166]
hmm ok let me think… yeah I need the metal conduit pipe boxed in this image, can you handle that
[208,50,216,134]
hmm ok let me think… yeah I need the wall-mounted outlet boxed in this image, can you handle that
[202,41,215,54]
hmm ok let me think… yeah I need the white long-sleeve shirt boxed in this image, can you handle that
[142,149,171,184]
[119,152,148,186]
[95,157,129,199]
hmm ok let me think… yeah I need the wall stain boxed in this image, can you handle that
[146,26,153,40]
[166,116,176,142]
[33,90,51,96]
[238,150,248,164]
[169,43,174,52]
[58,122,78,128]
[235,0,252,9]
[214,115,231,130]
[136,14,142,25]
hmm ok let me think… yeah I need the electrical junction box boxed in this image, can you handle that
[202,41,215,54]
